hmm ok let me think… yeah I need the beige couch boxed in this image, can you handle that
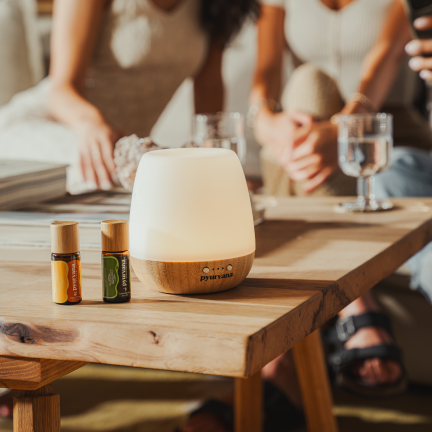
[0,0,43,106]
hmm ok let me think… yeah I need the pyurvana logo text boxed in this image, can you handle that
[200,273,233,282]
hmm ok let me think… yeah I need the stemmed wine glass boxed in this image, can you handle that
[191,112,247,165]
[337,113,393,213]
[191,112,265,224]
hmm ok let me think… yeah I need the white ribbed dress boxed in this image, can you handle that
[263,0,416,105]
[0,0,207,192]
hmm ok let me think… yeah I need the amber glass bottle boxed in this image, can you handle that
[101,220,131,303]
[50,222,82,305]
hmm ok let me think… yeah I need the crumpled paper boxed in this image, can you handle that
[114,134,159,190]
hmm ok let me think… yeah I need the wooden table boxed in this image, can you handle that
[1,196,432,432]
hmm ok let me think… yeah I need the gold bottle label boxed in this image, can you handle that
[52,260,82,303]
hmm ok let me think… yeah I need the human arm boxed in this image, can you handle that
[287,0,411,192]
[250,4,313,166]
[48,0,119,189]
[194,40,224,113]
[342,0,411,114]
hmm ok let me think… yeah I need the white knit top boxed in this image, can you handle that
[85,0,208,136]
[263,0,416,105]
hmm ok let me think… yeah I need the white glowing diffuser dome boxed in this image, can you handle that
[129,148,255,294]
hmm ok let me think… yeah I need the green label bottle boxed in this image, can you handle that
[101,220,131,303]
[102,253,131,302]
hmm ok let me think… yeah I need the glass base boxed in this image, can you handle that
[335,199,394,213]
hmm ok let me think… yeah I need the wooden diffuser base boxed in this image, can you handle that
[131,252,255,294]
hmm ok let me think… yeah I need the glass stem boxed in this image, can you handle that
[357,176,376,204]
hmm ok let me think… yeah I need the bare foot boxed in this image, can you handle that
[339,292,403,385]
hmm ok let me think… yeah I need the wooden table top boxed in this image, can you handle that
[1,197,432,378]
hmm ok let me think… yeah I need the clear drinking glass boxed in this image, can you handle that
[192,112,246,165]
[337,113,393,212]
[191,112,266,225]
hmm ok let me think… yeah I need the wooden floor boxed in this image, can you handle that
[1,364,431,432]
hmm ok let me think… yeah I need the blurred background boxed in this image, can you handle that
[0,1,432,431]
[0,0,263,180]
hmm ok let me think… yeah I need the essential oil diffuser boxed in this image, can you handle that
[129,148,255,294]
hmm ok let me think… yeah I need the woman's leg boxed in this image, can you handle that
[328,147,432,386]
[376,146,432,304]
[375,146,432,198]
[338,293,402,384]
[260,63,357,198]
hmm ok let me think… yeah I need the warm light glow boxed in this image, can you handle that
[129,148,255,262]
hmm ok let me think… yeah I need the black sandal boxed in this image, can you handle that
[176,380,304,432]
[326,311,408,398]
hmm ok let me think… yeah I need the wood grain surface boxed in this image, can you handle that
[131,253,255,294]
[101,220,129,252]
[50,222,80,255]
[0,356,87,390]
[293,330,338,432]
[235,372,262,432]
[1,197,432,377]
[13,384,60,432]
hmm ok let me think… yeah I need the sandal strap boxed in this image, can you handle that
[328,343,403,374]
[326,312,393,343]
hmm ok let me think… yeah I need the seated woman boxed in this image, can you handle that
[0,0,259,418]
[249,0,428,400]
[0,0,259,193]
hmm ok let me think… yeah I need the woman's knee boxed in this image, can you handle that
[375,147,432,198]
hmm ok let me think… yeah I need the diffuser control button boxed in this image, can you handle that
[202,267,209,273]
[227,264,233,271]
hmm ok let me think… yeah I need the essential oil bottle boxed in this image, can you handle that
[51,221,82,305]
[101,220,131,303]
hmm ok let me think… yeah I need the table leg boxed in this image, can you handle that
[235,371,262,432]
[13,384,60,432]
[0,356,85,432]
[292,329,338,432]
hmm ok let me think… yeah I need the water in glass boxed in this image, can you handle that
[336,113,393,213]
[339,135,392,177]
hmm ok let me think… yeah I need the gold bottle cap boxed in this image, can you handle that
[50,221,80,254]
[101,220,129,252]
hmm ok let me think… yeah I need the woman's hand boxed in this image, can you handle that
[254,107,313,166]
[284,121,339,193]
[254,108,338,193]
[76,120,120,190]
[405,16,432,80]
[48,0,119,190]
